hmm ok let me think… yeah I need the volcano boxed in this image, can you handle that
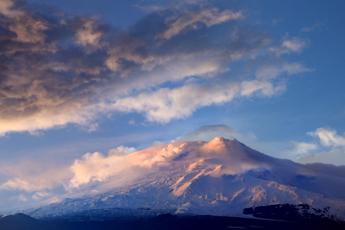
[29,137,345,219]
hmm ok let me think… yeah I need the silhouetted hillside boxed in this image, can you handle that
[1,211,344,230]
[243,203,337,221]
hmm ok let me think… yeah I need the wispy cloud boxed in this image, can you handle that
[289,141,319,157]
[159,8,243,40]
[301,22,323,33]
[271,37,307,56]
[256,63,311,80]
[181,124,257,143]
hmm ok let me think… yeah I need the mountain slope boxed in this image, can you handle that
[29,137,345,219]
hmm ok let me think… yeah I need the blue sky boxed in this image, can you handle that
[0,0,344,211]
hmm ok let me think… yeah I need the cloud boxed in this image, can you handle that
[0,0,21,18]
[0,0,309,135]
[240,80,283,96]
[0,145,139,209]
[0,174,65,210]
[75,19,103,47]
[111,71,304,123]
[69,146,139,188]
[310,127,345,147]
[281,38,306,52]
[256,62,311,80]
[181,124,257,143]
[0,168,69,192]
[183,124,239,141]
[287,127,345,165]
[301,149,345,166]
[160,8,243,39]
[70,152,125,188]
[271,38,307,55]
[0,158,71,196]
[289,142,319,158]
[1,178,38,192]
[108,146,136,155]
[0,148,129,193]
[0,0,48,43]
[0,104,97,135]
[111,83,236,123]
[301,23,323,33]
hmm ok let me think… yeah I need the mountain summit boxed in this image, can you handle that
[29,137,345,219]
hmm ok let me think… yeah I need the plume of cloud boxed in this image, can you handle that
[69,146,139,188]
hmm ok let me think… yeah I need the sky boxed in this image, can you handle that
[0,0,344,212]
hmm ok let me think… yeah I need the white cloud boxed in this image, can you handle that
[310,127,345,147]
[111,83,238,123]
[281,38,306,53]
[111,66,307,123]
[288,127,345,165]
[0,175,64,194]
[70,152,126,188]
[108,146,136,156]
[240,80,281,96]
[0,102,97,135]
[0,160,71,194]
[271,38,306,55]
[160,8,243,39]
[256,63,311,80]
[69,146,142,188]
[1,178,38,192]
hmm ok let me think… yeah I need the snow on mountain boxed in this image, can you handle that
[29,137,345,218]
